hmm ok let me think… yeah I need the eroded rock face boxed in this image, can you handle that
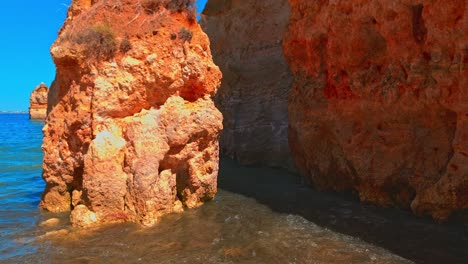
[284,0,467,220]
[202,0,294,169]
[29,83,48,120]
[41,0,222,227]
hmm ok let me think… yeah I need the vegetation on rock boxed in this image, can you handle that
[141,0,196,18]
[178,27,193,42]
[119,37,132,53]
[74,24,117,60]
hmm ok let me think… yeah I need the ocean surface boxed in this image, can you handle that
[0,114,45,260]
[0,113,466,263]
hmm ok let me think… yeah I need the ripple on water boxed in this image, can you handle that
[6,190,412,264]
[0,114,45,261]
[0,114,412,264]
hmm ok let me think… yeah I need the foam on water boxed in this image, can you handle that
[9,190,411,264]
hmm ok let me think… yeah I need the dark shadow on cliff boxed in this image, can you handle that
[218,157,468,264]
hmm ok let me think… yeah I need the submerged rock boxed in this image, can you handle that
[284,0,467,220]
[202,0,294,169]
[40,0,222,227]
[29,83,48,120]
[39,218,60,227]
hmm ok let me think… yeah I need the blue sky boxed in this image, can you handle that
[0,0,208,112]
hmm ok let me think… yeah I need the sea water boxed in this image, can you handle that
[0,113,420,263]
[0,114,45,259]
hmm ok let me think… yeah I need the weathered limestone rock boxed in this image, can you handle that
[29,83,48,120]
[202,0,294,169]
[41,0,222,227]
[284,0,467,220]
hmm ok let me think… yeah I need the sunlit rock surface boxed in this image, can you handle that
[29,83,48,120]
[40,0,222,227]
[202,0,294,169]
[284,0,468,220]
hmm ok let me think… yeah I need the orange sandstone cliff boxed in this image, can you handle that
[29,83,48,120]
[284,0,467,220]
[41,0,222,227]
[201,0,294,168]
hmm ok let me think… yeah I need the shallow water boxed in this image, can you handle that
[7,190,412,264]
[0,113,463,263]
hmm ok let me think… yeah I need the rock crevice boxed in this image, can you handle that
[203,0,467,221]
[202,0,295,169]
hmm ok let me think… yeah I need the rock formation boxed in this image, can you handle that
[29,83,48,120]
[202,0,294,169]
[284,0,467,220]
[40,0,222,227]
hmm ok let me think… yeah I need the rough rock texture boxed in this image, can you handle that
[284,0,468,220]
[29,83,48,120]
[41,0,222,227]
[201,0,294,169]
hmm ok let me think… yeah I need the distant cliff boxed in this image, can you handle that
[29,83,48,120]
